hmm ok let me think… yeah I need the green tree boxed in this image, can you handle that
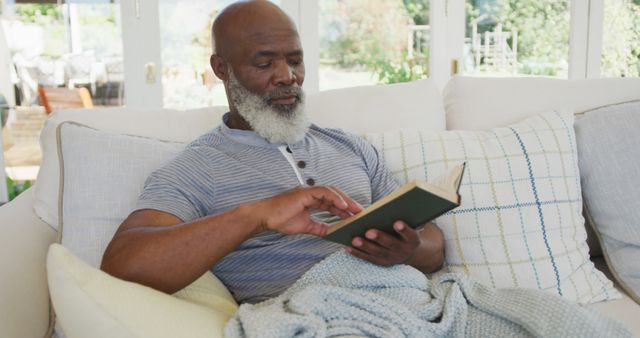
[6,177,32,201]
[320,0,429,84]
[467,0,640,77]
[472,0,570,76]
[13,4,67,57]
[320,0,412,66]
[14,4,61,23]
[404,0,429,25]
[601,0,640,77]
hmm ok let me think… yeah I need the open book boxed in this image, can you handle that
[323,162,466,246]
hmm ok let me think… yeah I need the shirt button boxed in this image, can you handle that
[297,160,306,169]
[306,178,315,186]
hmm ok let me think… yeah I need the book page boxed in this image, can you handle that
[427,162,466,193]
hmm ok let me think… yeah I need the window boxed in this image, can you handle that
[601,0,640,77]
[2,1,124,193]
[159,0,280,110]
[465,0,570,78]
[318,0,430,90]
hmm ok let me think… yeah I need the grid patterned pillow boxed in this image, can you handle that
[365,111,618,304]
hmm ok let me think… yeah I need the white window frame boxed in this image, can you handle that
[117,0,610,106]
[120,0,163,109]
[570,0,604,79]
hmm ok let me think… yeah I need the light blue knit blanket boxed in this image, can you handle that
[224,251,630,338]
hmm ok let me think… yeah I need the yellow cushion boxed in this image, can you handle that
[46,244,237,338]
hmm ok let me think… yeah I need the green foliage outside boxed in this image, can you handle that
[14,4,61,23]
[75,5,122,58]
[322,0,639,82]
[601,0,640,77]
[466,0,640,77]
[470,0,571,76]
[13,4,67,57]
[320,0,429,84]
[13,4,121,59]
[6,177,32,202]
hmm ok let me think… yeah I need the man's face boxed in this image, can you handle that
[219,18,308,143]
[229,23,305,113]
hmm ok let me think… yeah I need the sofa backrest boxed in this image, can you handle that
[444,76,640,130]
[306,78,445,134]
[35,79,446,229]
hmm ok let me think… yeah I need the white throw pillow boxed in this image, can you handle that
[575,101,640,304]
[35,106,227,229]
[58,122,187,267]
[365,110,619,304]
[47,243,236,338]
[52,122,238,337]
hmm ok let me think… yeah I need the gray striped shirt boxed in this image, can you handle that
[136,113,399,303]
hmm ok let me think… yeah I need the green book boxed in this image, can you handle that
[323,162,466,246]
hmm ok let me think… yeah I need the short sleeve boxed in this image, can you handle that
[345,133,400,202]
[135,151,209,222]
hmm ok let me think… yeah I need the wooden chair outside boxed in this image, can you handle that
[37,86,94,115]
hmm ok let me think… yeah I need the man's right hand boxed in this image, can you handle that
[249,186,363,236]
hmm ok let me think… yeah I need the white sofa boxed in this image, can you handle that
[1,76,639,337]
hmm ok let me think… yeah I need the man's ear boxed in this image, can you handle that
[210,54,228,81]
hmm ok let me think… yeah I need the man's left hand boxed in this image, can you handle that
[346,220,421,267]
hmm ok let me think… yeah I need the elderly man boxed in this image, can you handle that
[101,0,444,304]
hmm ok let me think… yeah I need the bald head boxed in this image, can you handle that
[212,0,298,61]
[209,0,306,130]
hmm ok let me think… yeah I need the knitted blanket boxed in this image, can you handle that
[225,251,630,338]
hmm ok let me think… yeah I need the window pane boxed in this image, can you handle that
[465,0,570,78]
[601,0,640,77]
[159,0,280,110]
[2,2,124,190]
[319,0,429,91]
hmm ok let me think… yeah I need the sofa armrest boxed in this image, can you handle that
[0,188,58,338]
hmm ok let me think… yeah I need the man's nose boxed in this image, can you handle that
[271,61,296,86]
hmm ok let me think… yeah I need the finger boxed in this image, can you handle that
[305,198,352,219]
[327,206,353,219]
[393,221,420,245]
[345,246,393,267]
[325,186,364,214]
[306,220,331,236]
[305,187,362,219]
[306,187,348,210]
[351,236,388,258]
[364,229,401,250]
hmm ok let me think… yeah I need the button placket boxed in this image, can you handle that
[288,146,315,186]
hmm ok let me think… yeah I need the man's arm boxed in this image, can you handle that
[345,221,444,274]
[101,186,363,294]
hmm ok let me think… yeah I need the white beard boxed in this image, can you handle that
[227,70,309,144]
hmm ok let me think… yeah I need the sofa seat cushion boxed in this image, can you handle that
[365,111,618,304]
[575,100,640,304]
[589,257,640,337]
[47,244,235,338]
